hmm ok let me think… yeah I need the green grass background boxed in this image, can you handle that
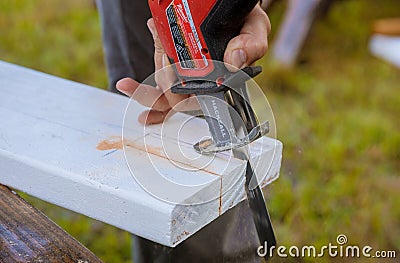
[1,0,399,262]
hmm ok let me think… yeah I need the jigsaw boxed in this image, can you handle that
[148,0,276,259]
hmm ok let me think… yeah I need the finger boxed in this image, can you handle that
[117,78,171,112]
[173,95,201,112]
[116,77,141,97]
[138,109,173,125]
[224,5,270,71]
[155,54,177,92]
[147,18,165,72]
[148,19,194,111]
[133,86,171,112]
[156,54,189,107]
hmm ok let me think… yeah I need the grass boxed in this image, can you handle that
[262,1,400,262]
[1,0,399,262]
[0,0,107,88]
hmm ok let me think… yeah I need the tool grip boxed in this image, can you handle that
[148,0,261,78]
[200,0,260,62]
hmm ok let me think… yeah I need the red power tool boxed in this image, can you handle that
[148,0,276,259]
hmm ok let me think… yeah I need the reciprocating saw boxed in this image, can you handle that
[148,0,276,259]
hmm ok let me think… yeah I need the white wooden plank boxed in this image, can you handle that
[0,61,282,247]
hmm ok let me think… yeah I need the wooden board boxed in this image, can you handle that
[0,61,282,247]
[0,184,103,263]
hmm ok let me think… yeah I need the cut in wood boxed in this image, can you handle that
[0,184,103,263]
[0,61,282,247]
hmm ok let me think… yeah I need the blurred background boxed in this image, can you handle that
[0,0,399,262]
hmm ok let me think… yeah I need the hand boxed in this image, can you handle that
[117,19,197,125]
[117,4,270,125]
[224,4,271,70]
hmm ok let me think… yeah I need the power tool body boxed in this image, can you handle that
[148,0,276,258]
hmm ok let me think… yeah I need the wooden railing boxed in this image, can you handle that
[0,184,103,263]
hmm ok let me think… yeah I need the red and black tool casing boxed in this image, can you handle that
[148,2,277,257]
[148,0,259,81]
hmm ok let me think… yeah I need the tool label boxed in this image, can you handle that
[166,0,208,69]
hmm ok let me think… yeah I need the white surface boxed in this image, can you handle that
[370,34,400,68]
[0,61,282,247]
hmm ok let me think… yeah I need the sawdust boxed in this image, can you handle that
[173,231,190,245]
[96,136,221,176]
[96,136,161,155]
[96,136,123,151]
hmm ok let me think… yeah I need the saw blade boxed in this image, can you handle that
[196,86,276,259]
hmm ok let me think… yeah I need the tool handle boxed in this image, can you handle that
[149,0,260,79]
[200,0,259,62]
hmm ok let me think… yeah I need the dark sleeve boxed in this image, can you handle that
[96,0,155,93]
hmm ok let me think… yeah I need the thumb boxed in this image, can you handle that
[224,32,268,71]
[224,5,270,71]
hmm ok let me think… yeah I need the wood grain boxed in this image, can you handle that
[0,184,103,263]
[0,61,282,246]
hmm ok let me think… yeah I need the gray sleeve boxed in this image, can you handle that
[96,0,154,92]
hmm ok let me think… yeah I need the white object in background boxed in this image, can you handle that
[369,34,400,68]
[0,61,282,247]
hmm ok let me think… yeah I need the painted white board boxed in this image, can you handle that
[0,61,282,247]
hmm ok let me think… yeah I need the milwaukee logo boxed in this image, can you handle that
[175,4,188,23]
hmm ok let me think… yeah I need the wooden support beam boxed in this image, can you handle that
[0,184,103,263]
[271,0,334,67]
[0,61,282,246]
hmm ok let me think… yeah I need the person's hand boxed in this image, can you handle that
[116,18,198,125]
[224,4,271,70]
[117,4,270,125]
